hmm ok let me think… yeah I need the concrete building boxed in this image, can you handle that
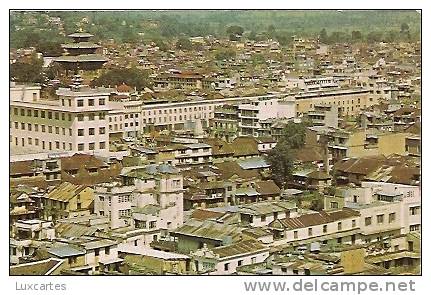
[94,164,184,238]
[10,81,112,157]
[294,88,374,116]
[238,97,295,137]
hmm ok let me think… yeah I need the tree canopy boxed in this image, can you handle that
[10,55,44,83]
[266,122,308,187]
[91,68,151,90]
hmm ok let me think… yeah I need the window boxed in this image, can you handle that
[78,129,84,136]
[330,202,339,209]
[55,112,59,120]
[408,241,414,251]
[48,126,52,133]
[13,108,18,115]
[35,124,39,131]
[89,113,95,121]
[389,213,396,223]
[88,99,94,106]
[89,143,95,150]
[308,228,313,236]
[78,114,84,121]
[261,215,266,222]
[409,206,420,216]
[99,113,106,120]
[99,142,106,149]
[95,249,99,256]
[41,111,45,118]
[34,110,38,117]
[21,123,25,130]
[238,260,243,266]
[99,98,105,105]
[149,221,156,229]
[409,224,420,232]
[61,113,65,121]
[55,141,60,149]
[294,231,298,239]
[27,109,32,116]
[224,263,229,271]
[20,109,25,116]
[89,128,95,135]
[377,214,384,224]
[338,222,342,231]
[99,127,105,134]
[251,257,256,264]
[48,112,52,119]
[105,246,110,255]
[365,217,372,226]
[77,100,84,107]
[55,127,59,134]
[323,225,327,233]
[27,123,32,131]
[352,219,356,228]
[78,143,84,151]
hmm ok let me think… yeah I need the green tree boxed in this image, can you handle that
[351,30,362,42]
[227,25,244,41]
[280,122,307,149]
[175,37,193,50]
[215,48,236,61]
[10,55,44,83]
[319,28,328,43]
[266,139,294,188]
[91,67,150,90]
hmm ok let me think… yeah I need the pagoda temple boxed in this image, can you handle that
[54,31,108,73]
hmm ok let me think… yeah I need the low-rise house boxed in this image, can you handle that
[184,180,235,210]
[268,208,361,247]
[119,245,191,275]
[190,240,270,275]
[41,182,94,220]
[45,237,122,274]
[170,220,243,254]
[238,201,298,227]
[10,258,65,275]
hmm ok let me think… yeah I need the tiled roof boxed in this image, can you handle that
[254,180,281,195]
[190,209,225,221]
[44,182,88,202]
[10,258,64,275]
[212,239,268,258]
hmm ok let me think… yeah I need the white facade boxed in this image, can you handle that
[10,84,111,156]
[94,165,184,232]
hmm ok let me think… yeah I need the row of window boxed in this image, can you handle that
[12,136,73,151]
[75,98,106,107]
[365,213,397,226]
[12,122,73,135]
[78,127,106,136]
[12,108,106,121]
[143,105,213,116]
[13,108,73,121]
[145,113,209,124]
[292,219,357,239]
[77,142,106,151]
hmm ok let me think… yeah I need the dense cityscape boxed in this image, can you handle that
[9,10,421,275]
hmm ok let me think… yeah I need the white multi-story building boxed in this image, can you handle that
[94,164,184,242]
[140,95,287,132]
[238,97,295,137]
[10,81,112,156]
